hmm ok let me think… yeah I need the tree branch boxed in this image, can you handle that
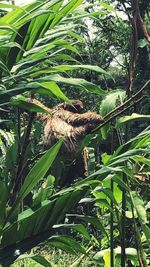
[92,94,147,133]
[103,79,149,120]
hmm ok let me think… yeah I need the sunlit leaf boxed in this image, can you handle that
[100,90,126,139]
[38,82,70,103]
[117,113,150,126]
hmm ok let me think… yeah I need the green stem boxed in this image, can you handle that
[121,173,126,267]
[110,130,115,267]
[129,190,148,267]
[10,112,35,204]
[110,178,114,267]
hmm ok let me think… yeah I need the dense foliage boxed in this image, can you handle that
[0,0,149,266]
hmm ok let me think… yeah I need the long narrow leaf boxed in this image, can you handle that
[16,140,63,202]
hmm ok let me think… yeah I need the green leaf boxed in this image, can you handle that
[39,74,107,95]
[38,82,70,103]
[53,223,90,240]
[132,193,147,224]
[132,192,150,248]
[100,90,126,139]
[50,0,83,28]
[103,250,111,267]
[138,39,150,48]
[112,175,129,191]
[142,224,150,248]
[0,3,20,10]
[99,2,115,12]
[93,187,118,206]
[68,31,85,42]
[0,42,23,50]
[109,148,149,166]
[0,181,7,230]
[15,140,62,203]
[16,254,52,267]
[49,235,86,254]
[117,113,150,125]
[100,90,126,115]
[31,255,52,267]
[132,155,150,166]
[94,247,138,264]
[10,95,51,114]
[101,153,111,164]
[68,214,108,239]
[50,64,112,77]
[50,53,80,63]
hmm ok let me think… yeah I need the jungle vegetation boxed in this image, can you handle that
[0,0,149,266]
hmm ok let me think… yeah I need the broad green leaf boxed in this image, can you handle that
[112,175,129,191]
[38,1,64,38]
[142,225,150,248]
[103,250,111,267]
[49,235,86,254]
[112,125,150,156]
[109,148,150,166]
[39,74,107,95]
[96,199,113,212]
[0,60,10,73]
[50,0,83,28]
[101,153,111,164]
[76,166,123,186]
[132,192,150,248]
[38,82,70,103]
[132,155,150,166]
[16,254,52,267]
[0,25,18,34]
[0,85,35,102]
[49,240,77,254]
[24,38,68,57]
[117,113,150,125]
[46,188,88,228]
[50,53,80,63]
[132,193,147,224]
[68,214,108,239]
[93,187,118,206]
[94,247,137,261]
[68,31,85,42]
[28,255,52,267]
[0,42,23,50]
[100,90,126,139]
[10,95,51,114]
[16,140,63,202]
[49,64,112,77]
[53,223,90,240]
[4,140,18,181]
[138,39,150,48]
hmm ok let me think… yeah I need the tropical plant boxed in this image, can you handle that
[0,0,150,267]
[0,1,111,266]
